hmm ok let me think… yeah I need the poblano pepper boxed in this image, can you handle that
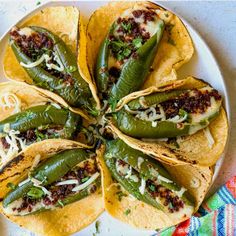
[95,7,165,104]
[3,149,101,215]
[10,26,97,114]
[0,104,81,139]
[104,139,194,212]
[115,86,222,138]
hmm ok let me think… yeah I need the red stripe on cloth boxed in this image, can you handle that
[213,211,217,236]
[173,219,190,236]
[202,202,212,212]
[226,176,236,198]
[227,204,234,236]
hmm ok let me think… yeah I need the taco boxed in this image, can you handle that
[0,82,94,167]
[0,139,103,236]
[109,77,228,166]
[3,6,100,115]
[98,138,212,230]
[87,1,193,105]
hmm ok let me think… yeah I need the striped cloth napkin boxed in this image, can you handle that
[156,176,236,236]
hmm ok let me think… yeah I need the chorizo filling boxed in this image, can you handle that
[4,158,100,215]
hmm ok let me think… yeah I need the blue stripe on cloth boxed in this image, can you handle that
[218,188,232,204]
[221,186,236,204]
[216,206,225,236]
[188,216,201,236]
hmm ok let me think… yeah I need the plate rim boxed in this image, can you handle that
[0,0,231,231]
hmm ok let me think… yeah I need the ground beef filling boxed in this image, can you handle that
[106,9,157,89]
[134,89,221,120]
[0,126,64,151]
[160,89,221,119]
[146,180,184,213]
[116,159,184,213]
[13,161,98,213]
[10,28,74,85]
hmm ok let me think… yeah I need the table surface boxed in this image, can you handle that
[0,0,235,235]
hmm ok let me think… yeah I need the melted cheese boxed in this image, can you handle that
[0,129,27,164]
[72,172,100,192]
[56,179,79,186]
[139,178,146,195]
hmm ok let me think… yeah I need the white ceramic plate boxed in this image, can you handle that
[0,1,230,236]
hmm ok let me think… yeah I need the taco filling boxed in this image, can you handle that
[3,149,100,215]
[9,26,95,111]
[104,139,194,214]
[96,6,165,102]
[116,86,222,138]
[0,104,82,163]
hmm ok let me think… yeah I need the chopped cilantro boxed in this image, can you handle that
[35,170,47,183]
[132,38,142,48]
[57,200,65,207]
[67,65,77,73]
[121,22,132,33]
[82,177,89,183]
[124,208,131,216]
[7,182,16,190]
[35,129,45,141]
[179,109,188,118]
[36,1,41,6]
[109,39,132,61]
[45,105,51,112]
[27,187,44,199]
[164,13,169,18]
[148,184,156,192]
[108,99,118,112]
[123,48,131,57]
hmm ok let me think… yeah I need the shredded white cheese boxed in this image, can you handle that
[0,93,21,114]
[136,104,166,122]
[20,52,64,72]
[125,166,132,179]
[203,127,215,148]
[116,160,130,176]
[56,179,79,186]
[158,175,173,183]
[174,187,186,197]
[72,172,100,192]
[51,103,61,109]
[167,113,188,123]
[139,178,146,195]
[137,157,144,169]
[0,129,27,163]
[20,54,45,68]
[18,178,30,187]
[129,175,139,182]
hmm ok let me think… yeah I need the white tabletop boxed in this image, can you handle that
[0,0,235,235]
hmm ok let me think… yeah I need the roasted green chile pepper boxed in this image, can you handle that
[96,15,164,103]
[104,139,194,211]
[0,105,81,139]
[3,149,100,213]
[10,26,96,113]
[115,87,222,139]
